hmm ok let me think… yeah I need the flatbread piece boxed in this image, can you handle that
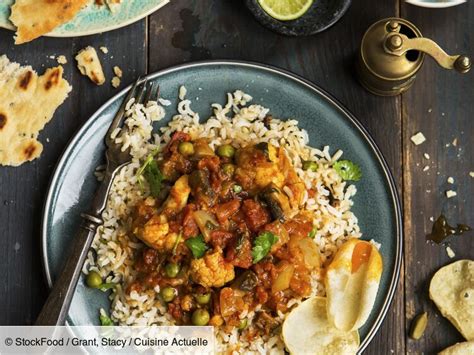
[10,0,90,44]
[0,55,71,166]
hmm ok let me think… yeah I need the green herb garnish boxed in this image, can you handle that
[172,233,182,255]
[252,231,278,264]
[98,282,117,292]
[333,160,362,181]
[308,227,317,239]
[185,235,208,259]
[136,149,163,197]
[99,312,114,326]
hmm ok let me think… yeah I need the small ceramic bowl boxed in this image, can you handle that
[405,0,466,8]
[245,0,352,36]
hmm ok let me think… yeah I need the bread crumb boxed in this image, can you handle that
[179,85,187,100]
[429,216,434,222]
[113,66,123,78]
[49,55,55,60]
[452,138,458,146]
[56,55,67,64]
[446,246,455,258]
[411,132,426,145]
[423,153,430,160]
[470,172,474,178]
[428,108,432,113]
[441,112,445,116]
[75,46,105,85]
[447,177,454,184]
[446,190,457,198]
[111,76,121,88]
[445,143,450,148]
[423,165,430,172]
[99,46,109,54]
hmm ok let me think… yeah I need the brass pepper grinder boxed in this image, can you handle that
[356,18,471,96]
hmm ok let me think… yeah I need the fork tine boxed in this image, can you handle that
[154,84,161,101]
[143,81,156,106]
[135,78,148,105]
[105,76,146,143]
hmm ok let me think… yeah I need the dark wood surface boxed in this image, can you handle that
[0,1,472,354]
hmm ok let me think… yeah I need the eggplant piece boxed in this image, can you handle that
[231,270,258,291]
[193,138,215,158]
[261,183,291,221]
[189,169,216,206]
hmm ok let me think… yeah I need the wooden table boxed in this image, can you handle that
[0,1,472,353]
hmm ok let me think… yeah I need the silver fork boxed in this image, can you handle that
[36,77,159,326]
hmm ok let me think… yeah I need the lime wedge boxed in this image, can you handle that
[258,0,314,21]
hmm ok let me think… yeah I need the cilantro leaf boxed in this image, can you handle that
[136,149,162,197]
[252,231,278,264]
[143,160,163,198]
[308,227,317,239]
[333,160,362,181]
[185,235,208,259]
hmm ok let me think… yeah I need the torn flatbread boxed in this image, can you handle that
[0,55,71,166]
[10,0,90,44]
[76,46,106,85]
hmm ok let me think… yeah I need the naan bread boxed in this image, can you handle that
[0,55,71,166]
[430,260,474,341]
[10,0,90,44]
[76,46,106,85]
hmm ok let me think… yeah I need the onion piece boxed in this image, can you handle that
[297,238,321,270]
[193,210,219,241]
[272,261,295,293]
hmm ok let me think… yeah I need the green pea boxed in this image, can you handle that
[178,142,194,156]
[191,309,210,326]
[86,271,102,288]
[222,163,235,176]
[233,184,242,194]
[195,293,211,305]
[302,160,318,172]
[238,318,248,330]
[165,263,180,278]
[161,286,176,302]
[217,144,235,158]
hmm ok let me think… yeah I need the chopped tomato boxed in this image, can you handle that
[215,199,241,225]
[241,199,271,232]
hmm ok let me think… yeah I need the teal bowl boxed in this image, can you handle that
[42,60,402,353]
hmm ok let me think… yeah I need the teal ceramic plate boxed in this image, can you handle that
[0,0,168,37]
[42,61,402,353]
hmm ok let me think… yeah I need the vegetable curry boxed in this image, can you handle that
[127,131,321,331]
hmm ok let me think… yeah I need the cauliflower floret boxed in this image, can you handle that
[133,214,178,251]
[190,248,235,288]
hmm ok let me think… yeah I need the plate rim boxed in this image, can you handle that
[404,0,466,8]
[0,1,169,37]
[41,59,403,354]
